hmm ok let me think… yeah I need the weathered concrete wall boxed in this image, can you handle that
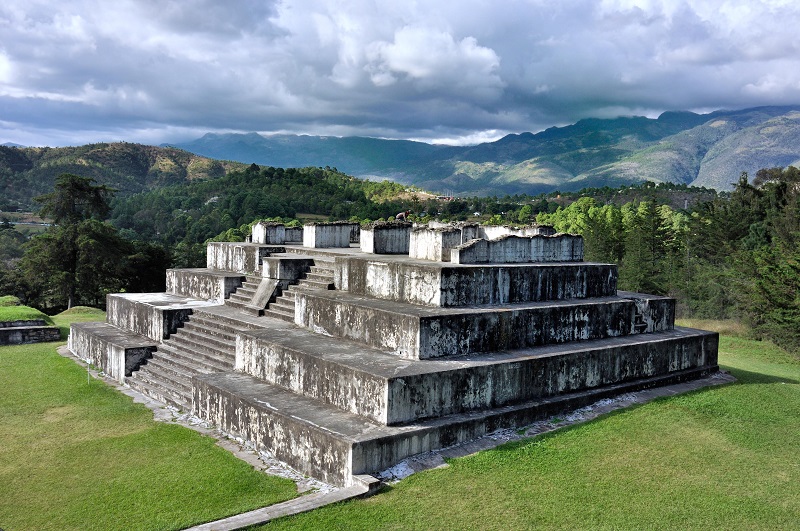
[303,222,358,248]
[235,331,389,423]
[166,268,244,302]
[381,328,719,424]
[0,325,60,345]
[285,227,303,243]
[106,293,215,341]
[251,222,286,244]
[194,372,355,486]
[451,234,584,264]
[409,227,463,261]
[295,290,674,359]
[69,321,155,383]
[335,257,618,307]
[261,256,314,283]
[206,242,282,274]
[0,319,49,328]
[360,222,412,254]
[194,330,718,483]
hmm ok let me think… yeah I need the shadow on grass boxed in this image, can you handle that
[722,366,799,385]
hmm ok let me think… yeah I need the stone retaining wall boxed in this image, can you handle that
[335,257,617,307]
[0,325,60,345]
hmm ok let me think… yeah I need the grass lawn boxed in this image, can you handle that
[261,324,800,530]
[0,310,298,531]
[0,303,55,325]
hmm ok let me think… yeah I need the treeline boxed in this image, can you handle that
[109,165,416,244]
[536,168,800,352]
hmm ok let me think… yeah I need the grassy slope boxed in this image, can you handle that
[264,329,799,530]
[0,304,55,325]
[0,309,297,531]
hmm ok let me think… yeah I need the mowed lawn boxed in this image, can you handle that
[1,315,798,530]
[0,310,297,531]
[263,323,800,530]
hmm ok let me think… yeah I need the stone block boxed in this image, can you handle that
[335,256,618,307]
[294,290,675,359]
[409,227,462,261]
[106,293,217,341]
[261,256,314,282]
[0,325,61,345]
[166,268,244,303]
[206,242,282,274]
[69,321,156,383]
[251,222,286,244]
[360,222,412,254]
[303,222,358,248]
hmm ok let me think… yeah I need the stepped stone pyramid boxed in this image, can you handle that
[69,220,719,486]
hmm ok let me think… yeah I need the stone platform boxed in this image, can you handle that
[68,222,720,487]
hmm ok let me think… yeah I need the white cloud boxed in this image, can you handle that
[2,0,800,146]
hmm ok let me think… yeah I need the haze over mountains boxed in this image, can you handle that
[172,106,800,195]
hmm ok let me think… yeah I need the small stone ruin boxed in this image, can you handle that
[69,221,719,486]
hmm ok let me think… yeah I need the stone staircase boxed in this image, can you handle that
[264,259,335,322]
[125,307,268,410]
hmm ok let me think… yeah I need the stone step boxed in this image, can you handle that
[156,342,233,373]
[297,278,335,290]
[263,307,295,323]
[168,333,234,361]
[235,324,719,426]
[138,359,195,391]
[195,361,718,486]
[304,272,334,283]
[270,298,296,313]
[173,326,235,353]
[192,306,271,331]
[127,370,191,411]
[224,298,264,316]
[181,320,237,342]
[293,290,676,360]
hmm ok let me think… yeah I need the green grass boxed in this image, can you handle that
[0,295,21,306]
[51,306,107,339]
[262,331,800,530]
[0,304,55,325]
[0,313,298,531]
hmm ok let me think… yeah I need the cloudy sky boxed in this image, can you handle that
[2,0,800,147]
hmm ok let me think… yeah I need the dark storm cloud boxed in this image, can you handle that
[2,0,800,146]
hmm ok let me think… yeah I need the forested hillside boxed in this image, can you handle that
[536,168,800,352]
[0,143,246,211]
[109,165,419,244]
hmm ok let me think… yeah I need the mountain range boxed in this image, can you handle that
[4,105,800,212]
[171,105,800,194]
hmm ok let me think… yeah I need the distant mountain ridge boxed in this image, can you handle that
[0,142,246,210]
[172,105,800,194]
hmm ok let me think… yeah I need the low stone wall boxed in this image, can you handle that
[69,322,156,383]
[206,242,283,274]
[261,256,314,284]
[303,222,358,248]
[195,329,718,483]
[295,290,674,359]
[251,222,286,244]
[451,234,584,264]
[235,330,389,423]
[106,293,216,341]
[0,319,49,328]
[166,268,244,302]
[194,372,356,486]
[0,325,61,345]
[285,227,303,243]
[360,222,412,254]
[409,227,462,261]
[335,257,618,307]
